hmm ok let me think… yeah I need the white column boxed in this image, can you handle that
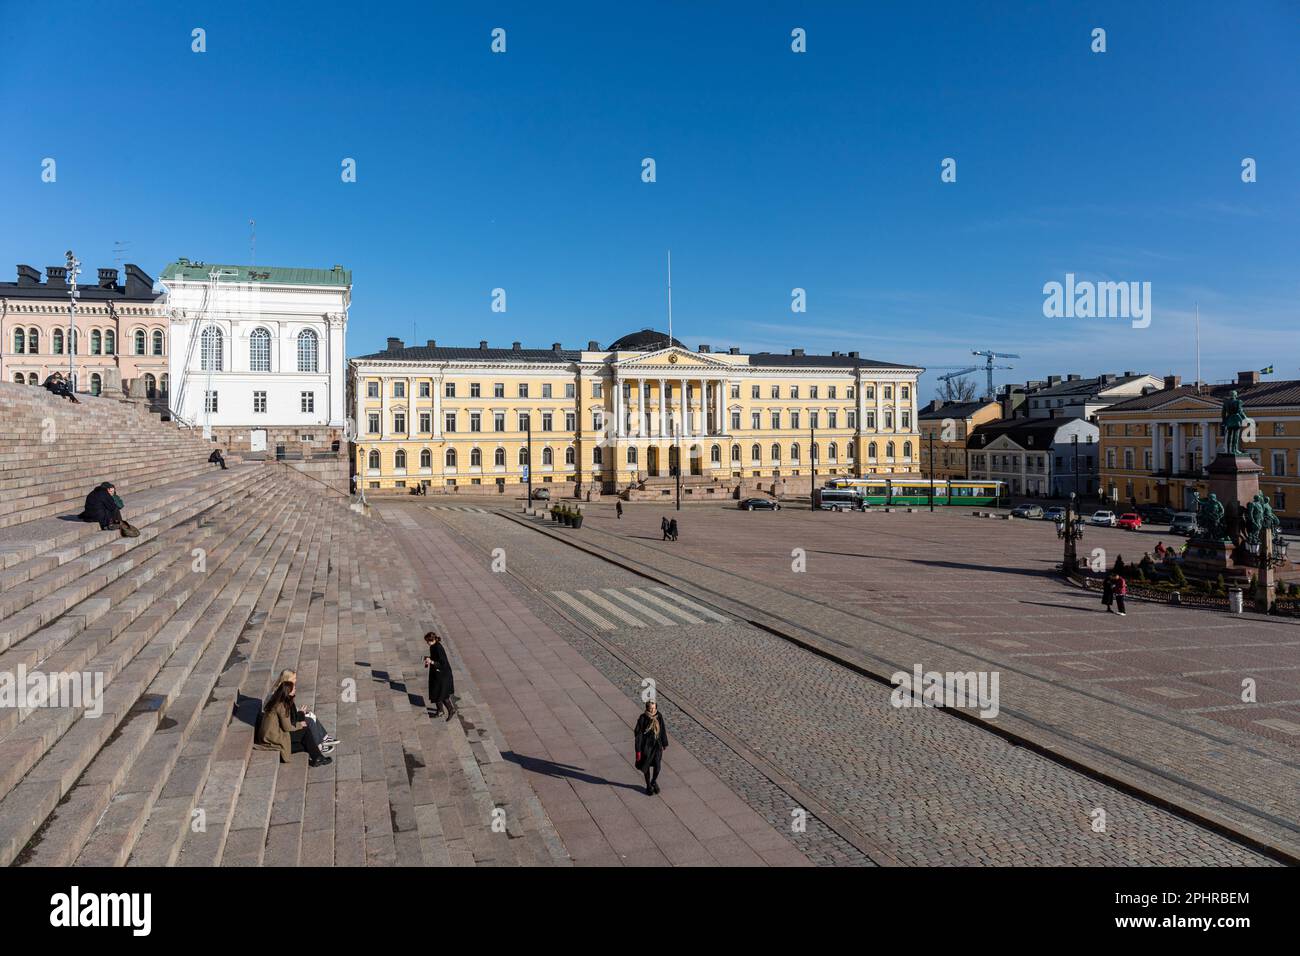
[407,376,414,439]
[1153,422,1164,472]
[658,379,666,437]
[680,378,689,437]
[1172,422,1184,474]
[613,374,623,437]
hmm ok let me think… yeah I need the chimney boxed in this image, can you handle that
[1066,373,1081,382]
[386,337,404,352]
[426,338,436,348]
[97,268,119,289]
[848,351,859,358]
[123,264,152,296]
[729,347,740,355]
[587,340,599,350]
[15,264,40,286]
[1048,375,1062,385]
[791,348,805,356]
[512,341,521,351]
[551,342,562,352]
[45,266,68,289]
[1237,370,1260,387]
[1123,370,1135,377]
[831,350,841,357]
[1100,373,1116,384]
[479,340,488,350]
[1163,374,1181,390]
[699,344,710,353]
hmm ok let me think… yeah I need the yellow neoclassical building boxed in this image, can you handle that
[349,329,922,495]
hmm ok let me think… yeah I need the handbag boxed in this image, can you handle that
[119,520,141,538]
[634,750,644,771]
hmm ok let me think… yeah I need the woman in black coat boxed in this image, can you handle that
[633,700,669,795]
[423,631,456,721]
[80,482,121,530]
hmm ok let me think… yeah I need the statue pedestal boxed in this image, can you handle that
[1184,454,1264,584]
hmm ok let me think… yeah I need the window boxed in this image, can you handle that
[1123,449,1134,469]
[565,412,576,431]
[542,413,553,431]
[420,382,430,398]
[903,441,912,459]
[297,329,319,372]
[420,412,431,432]
[770,386,779,399]
[902,385,910,400]
[731,385,740,399]
[884,386,893,399]
[627,447,638,465]
[494,383,505,398]
[394,381,406,398]
[542,384,552,398]
[134,329,146,355]
[592,382,603,398]
[144,373,157,398]
[1274,490,1286,512]
[200,327,223,371]
[710,444,721,463]
[495,447,506,467]
[848,410,857,429]
[367,412,380,433]
[12,328,25,353]
[519,383,529,398]
[592,410,604,432]
[161,373,169,393]
[519,447,530,465]
[751,444,761,462]
[592,446,603,465]
[731,444,741,462]
[445,382,456,398]
[90,373,102,395]
[565,447,576,465]
[104,330,114,355]
[866,411,876,429]
[89,330,101,355]
[254,391,267,414]
[494,412,505,432]
[1272,451,1287,476]
[1106,449,1116,468]
[152,330,164,356]
[542,447,553,466]
[421,449,432,468]
[810,386,818,399]
[809,411,819,429]
[731,411,741,430]
[395,449,408,470]
[445,449,457,467]
[368,449,380,470]
[518,413,530,431]
[751,385,760,399]
[771,444,781,461]
[394,412,406,433]
[445,412,457,432]
[250,328,271,371]
[565,383,575,398]
[791,443,800,462]
[470,412,482,432]
[828,386,837,399]
[868,441,877,459]
[791,411,801,429]
[828,442,838,461]
[866,386,875,399]
[301,392,315,413]
[367,380,379,398]
[828,411,838,428]
[770,411,780,430]
[751,412,761,430]
[204,390,219,413]
[470,448,482,467]
[53,328,63,354]
[902,411,911,429]
[791,386,800,399]
[884,411,894,430]
[887,441,896,458]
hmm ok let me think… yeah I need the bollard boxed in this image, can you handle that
[1228,588,1244,614]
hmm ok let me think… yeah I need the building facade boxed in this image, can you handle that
[163,259,350,455]
[1019,372,1161,422]
[1097,372,1300,525]
[918,399,1001,480]
[1,262,168,396]
[967,417,1100,497]
[349,329,923,495]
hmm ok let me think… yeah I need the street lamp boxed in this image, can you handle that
[65,250,81,390]
[928,430,935,512]
[810,425,816,513]
[525,412,533,509]
[1057,490,1085,574]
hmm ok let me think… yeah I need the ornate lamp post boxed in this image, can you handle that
[1057,490,1085,574]
[65,250,81,390]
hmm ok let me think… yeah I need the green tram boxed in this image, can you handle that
[819,477,1006,507]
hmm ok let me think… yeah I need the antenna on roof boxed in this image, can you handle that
[112,240,131,266]
[249,219,256,266]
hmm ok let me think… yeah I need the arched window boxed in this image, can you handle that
[144,373,157,397]
[368,449,380,470]
[542,447,554,466]
[134,329,146,354]
[53,328,63,355]
[470,448,483,467]
[771,444,781,461]
[846,443,855,461]
[104,329,114,355]
[903,441,912,459]
[27,372,37,385]
[592,446,603,465]
[751,444,761,461]
[70,329,78,354]
[160,373,169,393]
[886,441,896,458]
[91,330,102,355]
[27,328,39,353]
[731,444,741,462]
[12,372,24,384]
[420,449,432,468]
[519,447,530,465]
[152,330,164,356]
[627,447,638,465]
[445,448,457,467]
[249,328,271,371]
[90,373,102,396]
[394,449,407,469]
[297,329,318,372]
[495,447,506,467]
[828,442,838,461]
[710,444,721,463]
[564,446,576,465]
[868,441,878,459]
[12,328,23,353]
[791,443,801,462]
[200,327,223,371]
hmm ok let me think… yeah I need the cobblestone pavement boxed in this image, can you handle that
[410,500,1276,865]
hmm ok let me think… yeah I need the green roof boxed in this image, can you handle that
[160,258,351,287]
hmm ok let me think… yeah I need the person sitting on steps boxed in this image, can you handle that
[42,372,80,403]
[79,481,139,537]
[208,448,228,470]
[254,675,334,767]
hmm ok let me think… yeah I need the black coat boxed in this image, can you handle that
[1101,577,1114,605]
[79,486,120,529]
[634,712,669,763]
[427,642,455,702]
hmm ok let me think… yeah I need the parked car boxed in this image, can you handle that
[1010,504,1044,519]
[1042,506,1066,522]
[530,487,551,500]
[1169,512,1198,536]
[739,497,781,511]
[1116,513,1143,531]
[1089,510,1117,527]
[1136,504,1176,524]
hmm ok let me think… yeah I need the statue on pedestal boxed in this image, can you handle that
[1192,490,1228,542]
[1221,390,1249,456]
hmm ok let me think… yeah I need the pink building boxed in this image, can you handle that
[0,263,169,397]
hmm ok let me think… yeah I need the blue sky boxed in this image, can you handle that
[3,1,1297,399]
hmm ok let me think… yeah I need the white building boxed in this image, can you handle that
[162,259,350,455]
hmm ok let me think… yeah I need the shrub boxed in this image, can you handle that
[1170,565,1188,588]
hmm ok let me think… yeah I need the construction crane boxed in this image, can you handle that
[968,349,1020,400]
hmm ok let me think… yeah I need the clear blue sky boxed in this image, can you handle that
[4,1,1297,398]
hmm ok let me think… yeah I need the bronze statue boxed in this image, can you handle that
[1192,490,1228,542]
[1220,390,1250,456]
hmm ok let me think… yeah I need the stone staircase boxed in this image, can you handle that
[0,382,566,867]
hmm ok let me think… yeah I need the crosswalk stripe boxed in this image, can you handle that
[579,590,646,628]
[550,591,615,630]
[648,587,731,623]
[627,587,704,624]
[602,588,677,626]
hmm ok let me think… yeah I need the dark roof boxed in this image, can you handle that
[919,400,997,420]
[1,264,161,302]
[607,328,685,350]
[1028,373,1152,399]
[748,352,919,369]
[1104,379,1300,413]
[161,258,351,286]
[354,344,581,363]
[966,418,1084,449]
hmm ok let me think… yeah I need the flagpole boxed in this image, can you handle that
[667,249,672,345]
[1194,301,1201,388]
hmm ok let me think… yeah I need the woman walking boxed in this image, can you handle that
[633,700,669,795]
[423,631,456,720]
[1114,573,1128,616]
[1101,573,1115,613]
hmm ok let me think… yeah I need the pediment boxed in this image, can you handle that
[615,346,731,370]
[1146,395,1222,413]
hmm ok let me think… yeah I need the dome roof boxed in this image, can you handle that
[606,328,685,351]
